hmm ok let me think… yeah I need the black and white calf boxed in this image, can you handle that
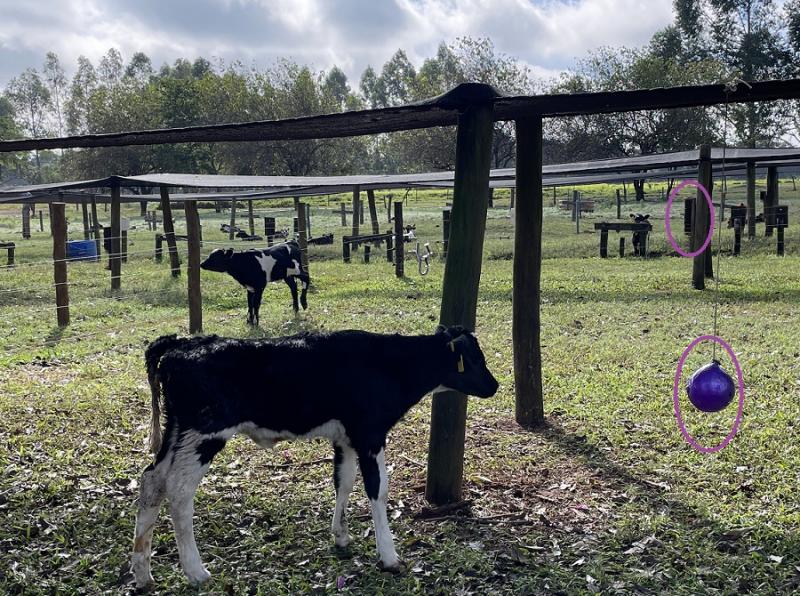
[131,326,498,588]
[200,240,309,324]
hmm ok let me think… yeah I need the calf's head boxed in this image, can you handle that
[200,248,233,272]
[435,325,499,398]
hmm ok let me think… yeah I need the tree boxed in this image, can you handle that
[43,52,67,137]
[5,69,51,179]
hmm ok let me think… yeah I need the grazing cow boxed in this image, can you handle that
[200,240,309,324]
[131,326,498,588]
[629,213,652,256]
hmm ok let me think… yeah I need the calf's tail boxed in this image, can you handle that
[144,334,183,454]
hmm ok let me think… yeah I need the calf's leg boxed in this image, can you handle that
[252,287,264,325]
[331,445,357,548]
[246,290,255,325]
[297,272,310,310]
[357,446,400,570]
[167,434,226,585]
[132,457,169,588]
[285,276,300,312]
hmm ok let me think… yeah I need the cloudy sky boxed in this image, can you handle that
[0,0,674,89]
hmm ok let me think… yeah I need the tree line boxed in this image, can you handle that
[2,0,800,185]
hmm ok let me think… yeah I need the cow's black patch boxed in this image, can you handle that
[197,438,226,465]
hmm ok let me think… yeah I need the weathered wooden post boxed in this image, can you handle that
[733,219,742,256]
[367,189,380,236]
[488,188,494,208]
[160,187,181,277]
[442,207,451,259]
[89,195,101,256]
[22,205,31,239]
[184,201,202,334]
[342,237,351,263]
[110,185,122,290]
[264,217,275,246]
[297,202,309,272]
[81,200,91,240]
[571,190,579,222]
[692,145,712,289]
[777,222,785,256]
[619,237,625,257]
[39,210,44,233]
[155,233,164,262]
[51,202,70,327]
[363,244,371,263]
[393,202,404,278]
[426,88,495,505]
[340,202,347,226]
[616,189,622,219]
[513,115,544,429]
[351,186,361,243]
[229,199,237,240]
[765,166,779,237]
[385,235,394,262]
[746,161,756,239]
[600,228,609,257]
[248,200,255,236]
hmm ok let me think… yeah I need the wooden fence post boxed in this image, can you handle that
[264,217,275,246]
[746,161,756,239]
[248,200,255,236]
[513,115,544,429]
[510,188,516,210]
[616,189,622,219]
[442,207,451,259]
[619,237,625,257]
[155,234,164,262]
[229,199,237,240]
[184,201,202,334]
[160,186,181,277]
[51,202,70,327]
[297,202,309,272]
[39,210,44,233]
[340,202,347,226]
[766,166,779,237]
[692,145,712,289]
[426,95,494,505]
[733,219,742,256]
[81,199,91,240]
[90,195,101,258]
[393,202,404,278]
[367,189,380,236]
[352,186,361,244]
[110,185,121,290]
[22,205,31,239]
[342,237,351,263]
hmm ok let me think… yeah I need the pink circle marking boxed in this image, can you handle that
[673,335,745,453]
[665,180,716,258]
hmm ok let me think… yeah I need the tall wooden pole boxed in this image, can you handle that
[51,202,70,327]
[351,185,361,242]
[765,166,778,237]
[90,195,101,259]
[110,184,121,290]
[160,186,181,277]
[513,116,544,428]
[248,200,255,236]
[81,199,91,240]
[229,199,237,240]
[184,201,203,334]
[746,161,756,239]
[297,202,309,272]
[426,99,494,505]
[393,202,404,278]
[367,189,380,236]
[692,145,711,289]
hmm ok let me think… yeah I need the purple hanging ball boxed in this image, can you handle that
[686,360,736,413]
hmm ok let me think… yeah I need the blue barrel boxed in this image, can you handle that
[67,239,98,261]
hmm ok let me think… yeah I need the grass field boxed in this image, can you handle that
[1,181,799,594]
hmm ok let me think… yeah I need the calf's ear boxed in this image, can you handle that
[435,324,448,336]
[225,248,234,257]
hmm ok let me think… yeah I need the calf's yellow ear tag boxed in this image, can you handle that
[457,355,465,373]
[449,341,456,352]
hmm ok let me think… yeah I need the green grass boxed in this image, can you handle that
[1,184,800,594]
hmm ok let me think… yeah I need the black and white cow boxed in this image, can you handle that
[200,240,309,324]
[629,213,652,256]
[131,326,498,588]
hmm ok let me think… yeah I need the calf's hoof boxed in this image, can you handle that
[378,559,406,574]
[332,544,353,559]
[185,567,212,586]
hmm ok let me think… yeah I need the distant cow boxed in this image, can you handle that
[629,213,652,256]
[200,240,309,324]
[131,326,499,588]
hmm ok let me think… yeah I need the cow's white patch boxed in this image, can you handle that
[243,284,255,292]
[285,258,302,276]
[240,420,349,447]
[254,253,277,283]
[369,449,399,568]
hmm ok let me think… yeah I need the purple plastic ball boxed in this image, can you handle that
[686,360,736,412]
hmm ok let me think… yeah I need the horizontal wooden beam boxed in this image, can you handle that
[1,79,799,153]
[495,79,800,119]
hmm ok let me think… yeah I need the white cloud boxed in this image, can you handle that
[0,0,674,90]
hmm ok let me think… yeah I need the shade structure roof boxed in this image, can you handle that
[1,147,798,204]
